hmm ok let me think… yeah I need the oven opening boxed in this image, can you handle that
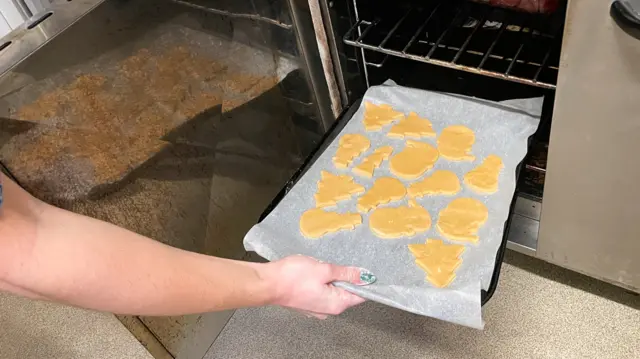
[328,0,566,252]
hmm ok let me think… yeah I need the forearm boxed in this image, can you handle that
[0,175,275,315]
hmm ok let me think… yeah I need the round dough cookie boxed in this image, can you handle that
[437,125,475,161]
[464,155,503,194]
[389,140,439,180]
[436,198,488,243]
[369,200,431,238]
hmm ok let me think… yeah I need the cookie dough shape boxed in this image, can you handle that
[437,198,488,243]
[363,101,405,131]
[353,146,393,178]
[357,177,406,213]
[315,171,365,208]
[409,239,465,288]
[387,112,436,139]
[369,200,431,238]
[389,140,439,180]
[300,208,362,239]
[437,125,476,161]
[408,170,461,198]
[333,134,370,169]
[464,155,504,194]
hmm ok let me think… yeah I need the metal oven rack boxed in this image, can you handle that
[343,0,565,89]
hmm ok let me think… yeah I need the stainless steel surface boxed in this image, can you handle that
[170,0,293,29]
[507,196,540,257]
[506,213,538,256]
[525,163,546,173]
[317,0,349,105]
[538,0,640,293]
[173,311,235,359]
[308,0,343,117]
[289,0,337,129]
[0,0,106,78]
[343,0,563,89]
[514,195,542,221]
[11,0,32,19]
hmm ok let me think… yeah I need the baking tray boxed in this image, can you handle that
[257,97,523,306]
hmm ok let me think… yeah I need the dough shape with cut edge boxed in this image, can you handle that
[408,239,465,258]
[353,146,393,178]
[464,155,504,194]
[437,125,476,161]
[333,134,370,169]
[389,140,439,180]
[363,101,405,131]
[408,170,461,198]
[409,239,465,288]
[369,200,431,238]
[300,208,362,239]
[314,171,365,208]
[357,177,406,213]
[437,198,488,243]
[387,112,436,139]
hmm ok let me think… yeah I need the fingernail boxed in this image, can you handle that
[356,268,376,285]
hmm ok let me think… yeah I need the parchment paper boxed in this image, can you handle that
[244,81,542,329]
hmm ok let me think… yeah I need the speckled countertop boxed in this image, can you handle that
[205,250,640,359]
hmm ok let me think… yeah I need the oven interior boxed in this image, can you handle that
[325,0,566,253]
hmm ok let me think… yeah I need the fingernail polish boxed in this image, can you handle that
[357,268,377,285]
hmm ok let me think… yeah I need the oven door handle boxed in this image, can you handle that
[611,0,640,39]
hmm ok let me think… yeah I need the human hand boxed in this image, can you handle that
[261,255,376,319]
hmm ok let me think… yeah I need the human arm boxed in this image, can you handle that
[0,173,372,316]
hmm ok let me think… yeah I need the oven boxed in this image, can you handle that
[313,0,640,296]
[321,0,562,264]
[1,0,639,358]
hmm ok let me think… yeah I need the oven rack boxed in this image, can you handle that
[343,1,564,89]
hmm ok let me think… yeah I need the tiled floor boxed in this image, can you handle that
[0,293,153,359]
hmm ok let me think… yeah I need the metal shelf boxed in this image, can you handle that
[343,1,564,89]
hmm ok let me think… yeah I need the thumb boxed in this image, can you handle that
[328,265,376,286]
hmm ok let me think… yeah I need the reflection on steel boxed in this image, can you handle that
[171,0,293,29]
[525,164,547,173]
[343,2,562,89]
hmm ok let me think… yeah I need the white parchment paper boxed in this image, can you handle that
[244,81,542,329]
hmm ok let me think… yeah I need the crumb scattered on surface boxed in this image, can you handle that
[3,46,280,200]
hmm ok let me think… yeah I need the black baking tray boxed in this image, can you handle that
[258,98,522,306]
